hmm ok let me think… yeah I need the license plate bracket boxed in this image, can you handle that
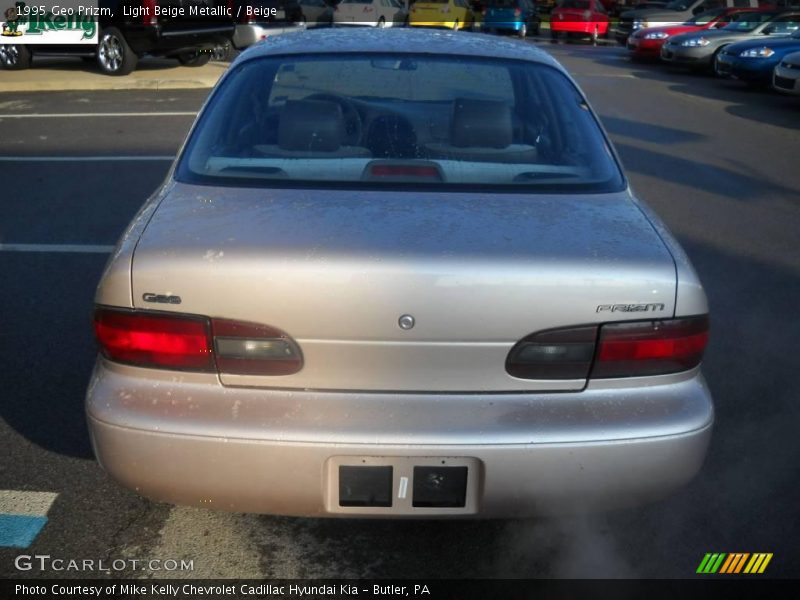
[325,456,481,515]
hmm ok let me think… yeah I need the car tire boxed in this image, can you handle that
[453,19,460,31]
[532,21,540,36]
[177,51,212,67]
[377,17,386,28]
[518,22,527,38]
[591,26,599,45]
[97,27,137,76]
[0,44,31,70]
[550,29,559,42]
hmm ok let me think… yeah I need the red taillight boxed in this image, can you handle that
[592,315,709,378]
[94,308,303,376]
[142,0,158,26]
[506,315,709,381]
[94,309,214,371]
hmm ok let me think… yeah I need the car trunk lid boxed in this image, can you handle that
[131,183,677,392]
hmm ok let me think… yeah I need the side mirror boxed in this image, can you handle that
[762,25,775,35]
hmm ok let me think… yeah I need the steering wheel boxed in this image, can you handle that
[304,93,363,147]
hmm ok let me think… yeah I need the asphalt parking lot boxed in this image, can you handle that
[1,41,799,580]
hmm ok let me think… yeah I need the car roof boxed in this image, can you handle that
[233,28,565,72]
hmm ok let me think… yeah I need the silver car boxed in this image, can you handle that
[772,50,800,93]
[87,29,713,518]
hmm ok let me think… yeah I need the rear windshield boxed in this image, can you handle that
[176,54,624,193]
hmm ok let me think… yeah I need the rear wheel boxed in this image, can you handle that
[177,51,211,67]
[453,19,460,31]
[97,27,137,76]
[0,44,31,70]
[518,22,527,38]
[591,26,599,44]
[377,17,386,28]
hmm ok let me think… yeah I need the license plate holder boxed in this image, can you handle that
[325,456,481,515]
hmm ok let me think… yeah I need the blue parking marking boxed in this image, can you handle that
[0,514,49,548]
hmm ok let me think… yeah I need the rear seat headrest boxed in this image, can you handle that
[451,98,512,149]
[279,99,345,152]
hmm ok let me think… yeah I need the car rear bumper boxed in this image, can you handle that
[550,22,594,35]
[86,359,714,517]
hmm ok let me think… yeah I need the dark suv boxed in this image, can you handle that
[0,0,234,75]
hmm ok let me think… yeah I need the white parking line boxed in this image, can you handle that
[0,156,174,162]
[0,243,114,253]
[0,112,196,118]
[0,490,58,516]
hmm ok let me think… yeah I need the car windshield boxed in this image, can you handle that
[685,8,724,25]
[177,54,624,193]
[721,12,777,31]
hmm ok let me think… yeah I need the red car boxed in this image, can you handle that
[550,0,611,43]
[626,7,766,60]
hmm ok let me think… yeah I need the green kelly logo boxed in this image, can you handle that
[2,2,96,40]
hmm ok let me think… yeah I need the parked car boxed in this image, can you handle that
[86,28,713,518]
[714,27,800,83]
[409,0,478,30]
[615,0,764,45]
[482,0,541,37]
[550,0,611,43]
[0,0,234,75]
[232,0,305,50]
[661,10,800,70]
[334,0,409,26]
[299,0,336,25]
[772,48,800,91]
[627,7,765,58]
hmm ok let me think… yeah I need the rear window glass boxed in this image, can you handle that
[176,54,624,193]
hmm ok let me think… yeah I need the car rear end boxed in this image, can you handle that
[482,0,526,33]
[231,0,305,49]
[551,0,594,35]
[410,0,456,28]
[86,34,713,517]
[334,0,379,25]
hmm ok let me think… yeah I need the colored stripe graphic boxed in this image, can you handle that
[0,490,57,548]
[697,553,727,574]
[698,552,773,575]
[744,553,773,574]
[719,553,749,574]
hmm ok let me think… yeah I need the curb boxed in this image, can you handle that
[0,60,228,92]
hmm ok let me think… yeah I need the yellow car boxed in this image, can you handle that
[409,0,478,31]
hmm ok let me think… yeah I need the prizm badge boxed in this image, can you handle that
[597,303,665,313]
[142,293,182,305]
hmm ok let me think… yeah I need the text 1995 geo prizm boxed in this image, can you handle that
[86,28,714,518]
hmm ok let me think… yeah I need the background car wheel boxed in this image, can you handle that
[97,27,137,76]
[178,51,211,67]
[453,19,460,31]
[550,29,560,42]
[532,21,540,36]
[518,22,527,38]
[377,17,386,28]
[0,44,31,70]
[591,26,599,44]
